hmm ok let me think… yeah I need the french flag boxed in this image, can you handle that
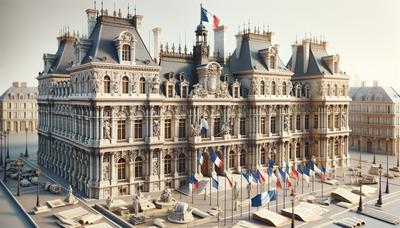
[242,172,257,185]
[303,165,310,183]
[200,4,220,30]
[257,169,267,184]
[250,172,260,184]
[310,160,322,175]
[211,176,219,189]
[189,175,199,191]
[268,159,275,168]
[251,190,276,207]
[226,174,233,188]
[321,167,328,182]
[210,149,223,168]
[290,165,299,179]
[275,169,283,189]
[199,116,209,136]
[279,167,292,188]
[268,167,277,182]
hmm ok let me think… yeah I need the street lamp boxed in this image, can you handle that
[24,128,28,157]
[0,131,3,166]
[397,136,400,168]
[35,167,41,207]
[385,138,389,194]
[6,130,9,159]
[357,171,363,213]
[15,159,22,196]
[376,164,383,207]
[372,137,376,165]
[3,144,6,182]
[290,187,296,228]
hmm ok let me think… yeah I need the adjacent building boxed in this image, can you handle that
[0,82,38,133]
[349,81,400,155]
[37,7,351,199]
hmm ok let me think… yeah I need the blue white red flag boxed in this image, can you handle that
[210,149,223,168]
[257,169,267,183]
[211,176,219,189]
[303,165,310,183]
[321,167,328,182]
[200,4,220,30]
[251,189,276,207]
[226,174,233,188]
[189,175,199,191]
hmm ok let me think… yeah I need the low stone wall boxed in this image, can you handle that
[94,204,134,228]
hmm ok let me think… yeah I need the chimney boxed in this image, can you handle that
[373,80,379,87]
[291,44,297,71]
[214,25,227,60]
[85,9,97,36]
[235,34,243,58]
[152,27,161,64]
[302,39,310,73]
[361,81,367,87]
[133,15,143,34]
[12,82,21,88]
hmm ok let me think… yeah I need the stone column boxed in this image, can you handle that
[99,107,104,141]
[99,153,103,185]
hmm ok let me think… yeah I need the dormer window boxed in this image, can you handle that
[103,76,111,94]
[167,85,174,98]
[282,82,287,95]
[122,45,131,61]
[114,31,136,65]
[179,72,189,98]
[270,55,276,69]
[232,80,240,98]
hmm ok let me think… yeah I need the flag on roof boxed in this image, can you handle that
[251,190,276,207]
[211,176,219,189]
[210,149,223,168]
[189,175,199,191]
[200,4,220,30]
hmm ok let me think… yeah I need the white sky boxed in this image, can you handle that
[0,0,399,92]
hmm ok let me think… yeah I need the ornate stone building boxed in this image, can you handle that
[0,82,38,133]
[37,7,351,199]
[349,81,400,155]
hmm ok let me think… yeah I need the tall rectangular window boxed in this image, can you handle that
[164,119,172,139]
[179,119,186,138]
[134,120,143,139]
[296,115,301,130]
[240,117,246,135]
[117,120,126,140]
[314,115,318,129]
[328,115,333,129]
[289,115,293,130]
[214,118,220,136]
[271,116,276,133]
[305,115,309,129]
[261,117,266,134]
[335,115,339,128]
[182,86,188,98]
[167,85,174,98]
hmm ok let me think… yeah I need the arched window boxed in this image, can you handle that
[342,85,346,96]
[240,150,246,167]
[271,81,276,95]
[260,81,265,95]
[122,44,131,61]
[117,158,126,180]
[282,82,287,95]
[164,154,172,174]
[260,149,267,165]
[103,76,111,94]
[296,143,301,158]
[134,157,143,178]
[178,154,185,173]
[229,151,235,168]
[139,77,146,94]
[122,76,129,94]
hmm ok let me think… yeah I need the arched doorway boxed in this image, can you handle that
[201,152,210,177]
[215,151,223,175]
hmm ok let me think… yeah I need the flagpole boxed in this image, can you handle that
[302,166,304,195]
[283,177,286,209]
[248,186,251,220]
[267,171,270,210]
[321,168,324,200]
[210,173,212,205]
[231,180,233,223]
[240,173,243,218]
[217,175,220,222]
[276,183,279,213]
[257,176,259,211]
[191,152,194,204]
[224,172,227,226]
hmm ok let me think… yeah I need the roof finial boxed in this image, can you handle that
[134,4,137,16]
[94,0,96,10]
[262,24,265,34]
[113,1,116,17]
[248,20,250,33]
[127,4,130,18]
[101,0,104,15]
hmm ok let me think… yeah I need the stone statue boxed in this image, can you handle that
[247,183,252,199]
[131,81,137,93]
[191,122,201,137]
[151,76,160,94]
[283,115,289,131]
[250,78,258,95]
[106,196,113,209]
[160,186,173,202]
[64,185,78,204]
[221,121,231,135]
[113,80,119,93]
[233,181,239,210]
[133,194,140,215]
[218,81,231,98]
[190,84,207,98]
[153,119,160,137]
[104,120,111,142]
[341,114,347,127]
[153,161,158,175]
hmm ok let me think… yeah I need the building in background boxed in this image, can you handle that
[0,82,38,133]
[37,6,351,199]
[349,81,400,156]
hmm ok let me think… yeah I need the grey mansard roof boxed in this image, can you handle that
[0,86,37,100]
[349,86,400,102]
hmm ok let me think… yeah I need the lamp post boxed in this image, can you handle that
[376,164,383,207]
[3,144,6,182]
[6,130,9,159]
[373,138,376,165]
[397,137,400,168]
[24,128,28,157]
[357,146,363,213]
[16,159,22,196]
[290,187,296,228]
[385,138,389,194]
[35,167,41,207]
[0,132,3,166]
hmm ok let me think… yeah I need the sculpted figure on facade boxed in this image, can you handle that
[131,80,137,93]
[221,121,231,135]
[113,80,119,93]
[153,119,160,137]
[153,160,158,175]
[103,120,112,142]
[341,114,347,127]
[190,84,207,98]
[250,78,258,95]
[191,122,201,137]
[151,76,161,94]
[284,115,289,131]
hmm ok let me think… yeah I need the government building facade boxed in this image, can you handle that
[37,7,351,199]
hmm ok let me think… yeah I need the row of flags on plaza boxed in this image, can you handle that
[189,148,330,208]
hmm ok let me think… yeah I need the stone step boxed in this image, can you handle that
[361,207,400,225]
